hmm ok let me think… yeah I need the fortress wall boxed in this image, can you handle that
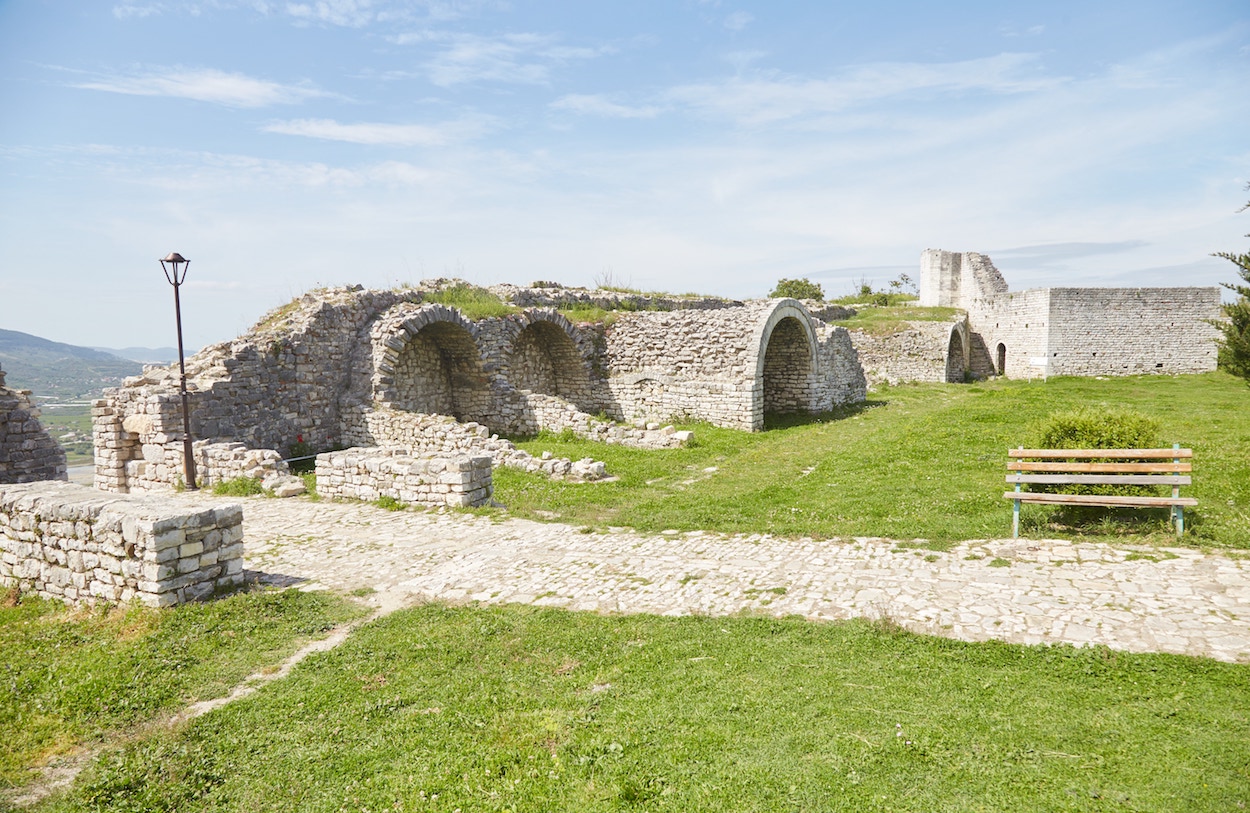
[967,289,1052,380]
[812,325,868,408]
[0,481,243,607]
[0,365,67,485]
[1045,288,1221,377]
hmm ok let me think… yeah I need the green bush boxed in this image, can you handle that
[1032,406,1162,450]
[1028,406,1163,496]
[769,277,824,301]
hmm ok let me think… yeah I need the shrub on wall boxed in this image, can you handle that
[769,278,824,301]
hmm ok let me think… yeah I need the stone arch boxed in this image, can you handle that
[753,300,818,422]
[996,342,1007,376]
[372,304,489,421]
[506,310,594,410]
[945,322,970,383]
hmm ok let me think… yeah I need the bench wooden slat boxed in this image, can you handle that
[1008,448,1192,459]
[1006,474,1192,486]
[1007,461,1191,474]
[1003,492,1198,508]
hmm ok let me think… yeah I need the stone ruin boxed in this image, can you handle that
[0,363,68,485]
[851,250,1222,386]
[92,283,868,501]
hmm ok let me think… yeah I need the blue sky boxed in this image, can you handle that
[1,1,1247,350]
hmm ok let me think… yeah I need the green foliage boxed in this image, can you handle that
[0,589,364,788]
[1032,406,1162,451]
[299,471,318,501]
[211,477,264,497]
[492,374,1249,546]
[828,275,920,307]
[50,605,1250,812]
[557,304,619,326]
[1213,191,1250,383]
[374,495,407,511]
[423,283,518,319]
[769,277,825,301]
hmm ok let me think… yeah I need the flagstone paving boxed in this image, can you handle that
[173,492,1250,663]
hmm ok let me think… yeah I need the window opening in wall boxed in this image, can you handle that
[995,343,1007,376]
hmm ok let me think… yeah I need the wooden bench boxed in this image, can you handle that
[1004,445,1197,538]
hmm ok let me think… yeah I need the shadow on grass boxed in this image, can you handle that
[763,400,887,431]
[1020,505,1200,542]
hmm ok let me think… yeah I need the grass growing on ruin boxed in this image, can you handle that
[211,477,266,497]
[39,604,1250,812]
[496,372,1250,547]
[830,304,963,336]
[422,284,519,319]
[0,588,365,790]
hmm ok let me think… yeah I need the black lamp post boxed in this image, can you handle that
[160,252,197,490]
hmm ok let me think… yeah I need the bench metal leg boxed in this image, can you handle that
[1012,499,1020,538]
[1174,505,1184,536]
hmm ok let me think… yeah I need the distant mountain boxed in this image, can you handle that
[0,329,144,401]
[91,345,181,364]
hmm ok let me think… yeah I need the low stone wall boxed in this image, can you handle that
[315,448,493,507]
[343,408,611,481]
[0,365,67,485]
[0,482,244,607]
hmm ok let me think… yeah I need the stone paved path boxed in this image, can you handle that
[173,493,1250,663]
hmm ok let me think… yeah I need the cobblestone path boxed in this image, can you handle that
[175,493,1250,663]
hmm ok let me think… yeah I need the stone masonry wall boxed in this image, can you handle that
[0,481,243,607]
[1044,288,1221,376]
[847,320,967,388]
[315,449,493,507]
[0,364,68,485]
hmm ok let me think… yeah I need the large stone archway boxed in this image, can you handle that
[753,300,818,424]
[508,312,594,411]
[372,304,489,422]
[945,322,970,383]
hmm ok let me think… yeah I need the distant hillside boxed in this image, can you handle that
[0,329,144,400]
[91,345,181,364]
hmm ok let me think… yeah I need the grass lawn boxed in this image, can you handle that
[0,588,365,791]
[495,373,1250,548]
[38,604,1250,812]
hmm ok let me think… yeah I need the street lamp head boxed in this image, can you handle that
[160,252,190,285]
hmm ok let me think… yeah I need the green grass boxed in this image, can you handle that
[211,477,265,497]
[0,588,365,788]
[831,304,963,336]
[40,604,1250,812]
[423,284,519,319]
[493,373,1250,547]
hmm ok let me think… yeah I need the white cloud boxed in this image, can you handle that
[391,30,614,86]
[550,94,662,119]
[665,53,1061,125]
[74,67,328,108]
[285,0,377,27]
[723,11,753,31]
[263,116,493,145]
[112,3,167,18]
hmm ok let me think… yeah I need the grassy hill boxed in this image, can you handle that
[0,329,143,401]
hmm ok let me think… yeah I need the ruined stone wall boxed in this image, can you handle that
[0,365,67,485]
[848,320,969,387]
[315,449,493,507]
[0,481,243,606]
[1044,288,1221,376]
[601,300,864,430]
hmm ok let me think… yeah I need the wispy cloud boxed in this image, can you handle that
[112,3,167,19]
[989,241,1151,266]
[73,67,329,107]
[392,30,614,86]
[666,53,1062,124]
[262,116,494,145]
[723,11,753,31]
[550,94,662,119]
